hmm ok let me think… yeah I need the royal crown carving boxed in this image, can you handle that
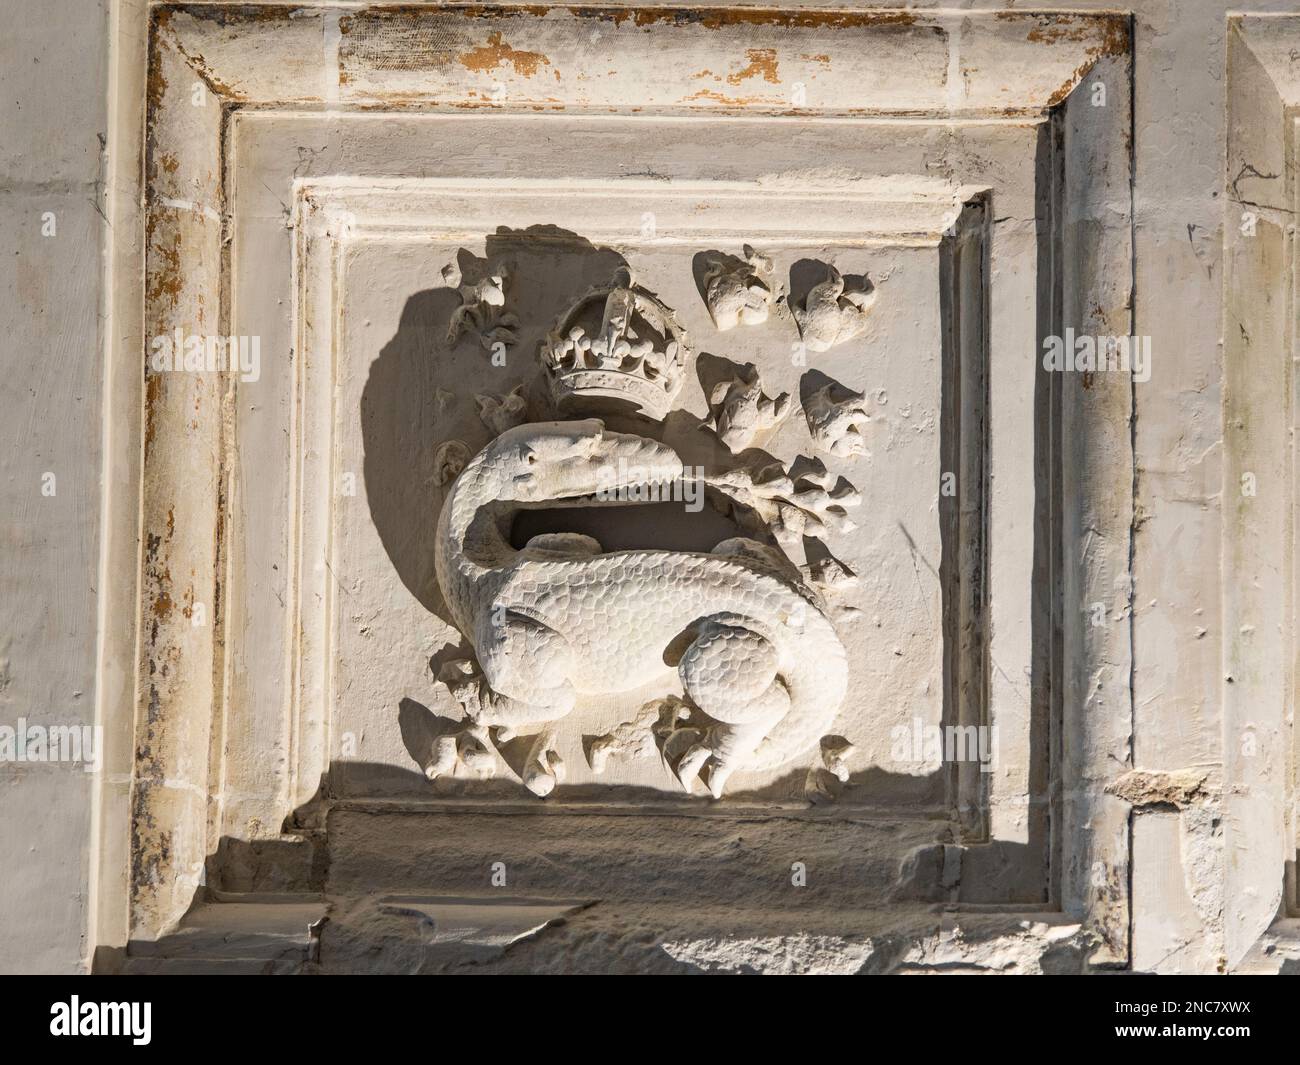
[539,267,690,421]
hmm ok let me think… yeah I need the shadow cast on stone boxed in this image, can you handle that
[361,285,465,620]
[788,257,871,316]
[513,499,741,555]
[397,695,464,777]
[797,366,843,409]
[361,226,628,628]
[694,350,743,421]
[428,640,472,683]
[690,248,748,312]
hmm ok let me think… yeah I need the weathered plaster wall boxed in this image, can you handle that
[0,0,108,973]
[0,0,1295,974]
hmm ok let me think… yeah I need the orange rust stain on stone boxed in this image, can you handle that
[145,38,169,114]
[435,4,557,23]
[1047,58,1099,108]
[1097,16,1131,57]
[1020,21,1095,46]
[153,592,173,619]
[1040,17,1130,109]
[145,220,184,310]
[681,88,763,106]
[189,2,297,26]
[460,31,551,77]
[727,48,779,86]
[145,374,162,453]
[1028,27,1075,44]
[1050,80,1079,108]
[998,11,1130,56]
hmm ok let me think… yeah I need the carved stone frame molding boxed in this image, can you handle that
[1224,14,1300,968]
[104,3,1135,964]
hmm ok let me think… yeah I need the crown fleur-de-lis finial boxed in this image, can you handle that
[539,267,690,421]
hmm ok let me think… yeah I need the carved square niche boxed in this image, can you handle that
[132,4,1135,960]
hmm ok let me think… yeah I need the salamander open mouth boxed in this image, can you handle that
[520,471,685,510]
[510,497,741,553]
[541,491,613,507]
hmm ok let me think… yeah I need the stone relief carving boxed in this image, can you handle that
[522,728,566,797]
[539,267,689,421]
[426,250,876,800]
[422,703,497,783]
[474,384,529,435]
[804,737,855,803]
[821,735,856,782]
[433,419,850,798]
[443,259,519,351]
[434,387,456,420]
[700,245,775,330]
[589,702,662,774]
[706,362,791,452]
[804,379,870,457]
[589,695,714,786]
[794,265,876,352]
[432,440,471,486]
[807,551,859,593]
[708,456,861,562]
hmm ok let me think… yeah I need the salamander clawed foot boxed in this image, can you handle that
[522,728,565,797]
[674,716,775,799]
